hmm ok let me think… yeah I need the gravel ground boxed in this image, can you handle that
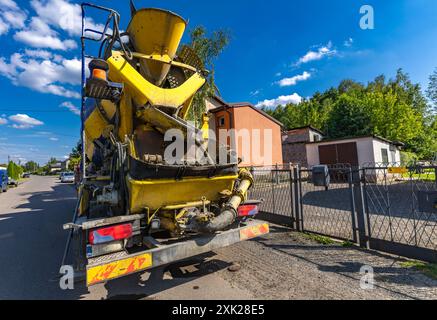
[214,227,437,300]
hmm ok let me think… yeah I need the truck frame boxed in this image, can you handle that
[61,2,269,287]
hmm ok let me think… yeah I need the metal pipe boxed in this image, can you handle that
[196,169,253,233]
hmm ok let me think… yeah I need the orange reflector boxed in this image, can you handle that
[240,223,269,241]
[92,68,107,80]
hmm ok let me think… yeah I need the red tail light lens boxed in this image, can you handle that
[238,204,259,217]
[89,224,133,245]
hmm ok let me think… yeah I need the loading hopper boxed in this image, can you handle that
[127,8,187,86]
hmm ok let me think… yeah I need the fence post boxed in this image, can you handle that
[292,166,302,231]
[271,171,276,215]
[348,167,358,243]
[275,164,279,184]
[353,167,370,249]
[289,169,296,229]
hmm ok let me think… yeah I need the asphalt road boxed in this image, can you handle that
[0,176,435,300]
[0,176,253,300]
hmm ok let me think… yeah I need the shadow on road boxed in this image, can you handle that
[0,181,89,300]
[0,178,234,300]
[104,254,232,300]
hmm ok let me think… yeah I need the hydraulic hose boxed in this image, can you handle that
[196,169,254,233]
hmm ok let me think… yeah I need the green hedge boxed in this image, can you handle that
[7,161,23,180]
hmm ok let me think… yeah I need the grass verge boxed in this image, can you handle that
[303,233,335,245]
[341,241,354,247]
[400,261,437,280]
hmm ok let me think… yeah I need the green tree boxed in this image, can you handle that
[24,161,39,173]
[327,94,372,138]
[68,141,82,171]
[266,69,434,159]
[187,26,231,125]
[7,161,23,180]
[427,67,437,113]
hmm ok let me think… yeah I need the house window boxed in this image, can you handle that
[314,134,321,142]
[391,151,397,163]
[218,116,225,127]
[381,148,389,164]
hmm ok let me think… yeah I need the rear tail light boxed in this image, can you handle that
[238,204,259,217]
[89,223,133,245]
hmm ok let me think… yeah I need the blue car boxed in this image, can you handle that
[0,168,8,193]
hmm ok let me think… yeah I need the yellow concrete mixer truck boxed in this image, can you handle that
[62,2,269,286]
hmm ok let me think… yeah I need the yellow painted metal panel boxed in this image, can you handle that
[127,175,237,213]
[84,100,116,157]
[388,167,408,174]
[127,8,186,85]
[118,93,133,140]
[87,253,152,286]
[107,52,205,108]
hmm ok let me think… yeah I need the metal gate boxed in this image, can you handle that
[362,165,437,262]
[249,164,437,263]
[249,168,295,227]
[298,166,357,241]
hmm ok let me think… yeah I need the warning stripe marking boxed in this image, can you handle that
[87,253,152,286]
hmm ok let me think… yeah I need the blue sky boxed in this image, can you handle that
[0,0,437,164]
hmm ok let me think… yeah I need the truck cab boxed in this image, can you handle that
[0,167,8,193]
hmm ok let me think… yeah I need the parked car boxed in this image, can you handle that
[0,168,7,193]
[59,172,66,180]
[8,177,18,187]
[22,173,31,179]
[61,172,75,183]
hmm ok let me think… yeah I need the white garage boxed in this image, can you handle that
[306,135,403,168]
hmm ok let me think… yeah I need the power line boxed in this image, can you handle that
[0,109,74,113]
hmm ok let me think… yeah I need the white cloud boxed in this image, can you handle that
[0,0,27,35]
[0,52,81,98]
[30,0,108,38]
[9,114,44,129]
[277,71,311,87]
[250,90,260,96]
[344,38,354,47]
[0,56,17,79]
[60,101,80,116]
[296,43,336,65]
[49,137,59,141]
[2,8,26,28]
[24,49,54,59]
[0,117,7,125]
[14,17,77,51]
[0,0,19,10]
[0,17,8,35]
[255,93,303,108]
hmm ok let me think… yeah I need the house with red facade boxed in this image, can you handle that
[206,96,284,167]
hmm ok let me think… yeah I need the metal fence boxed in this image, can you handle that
[249,164,437,263]
[248,168,295,227]
[361,164,437,261]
